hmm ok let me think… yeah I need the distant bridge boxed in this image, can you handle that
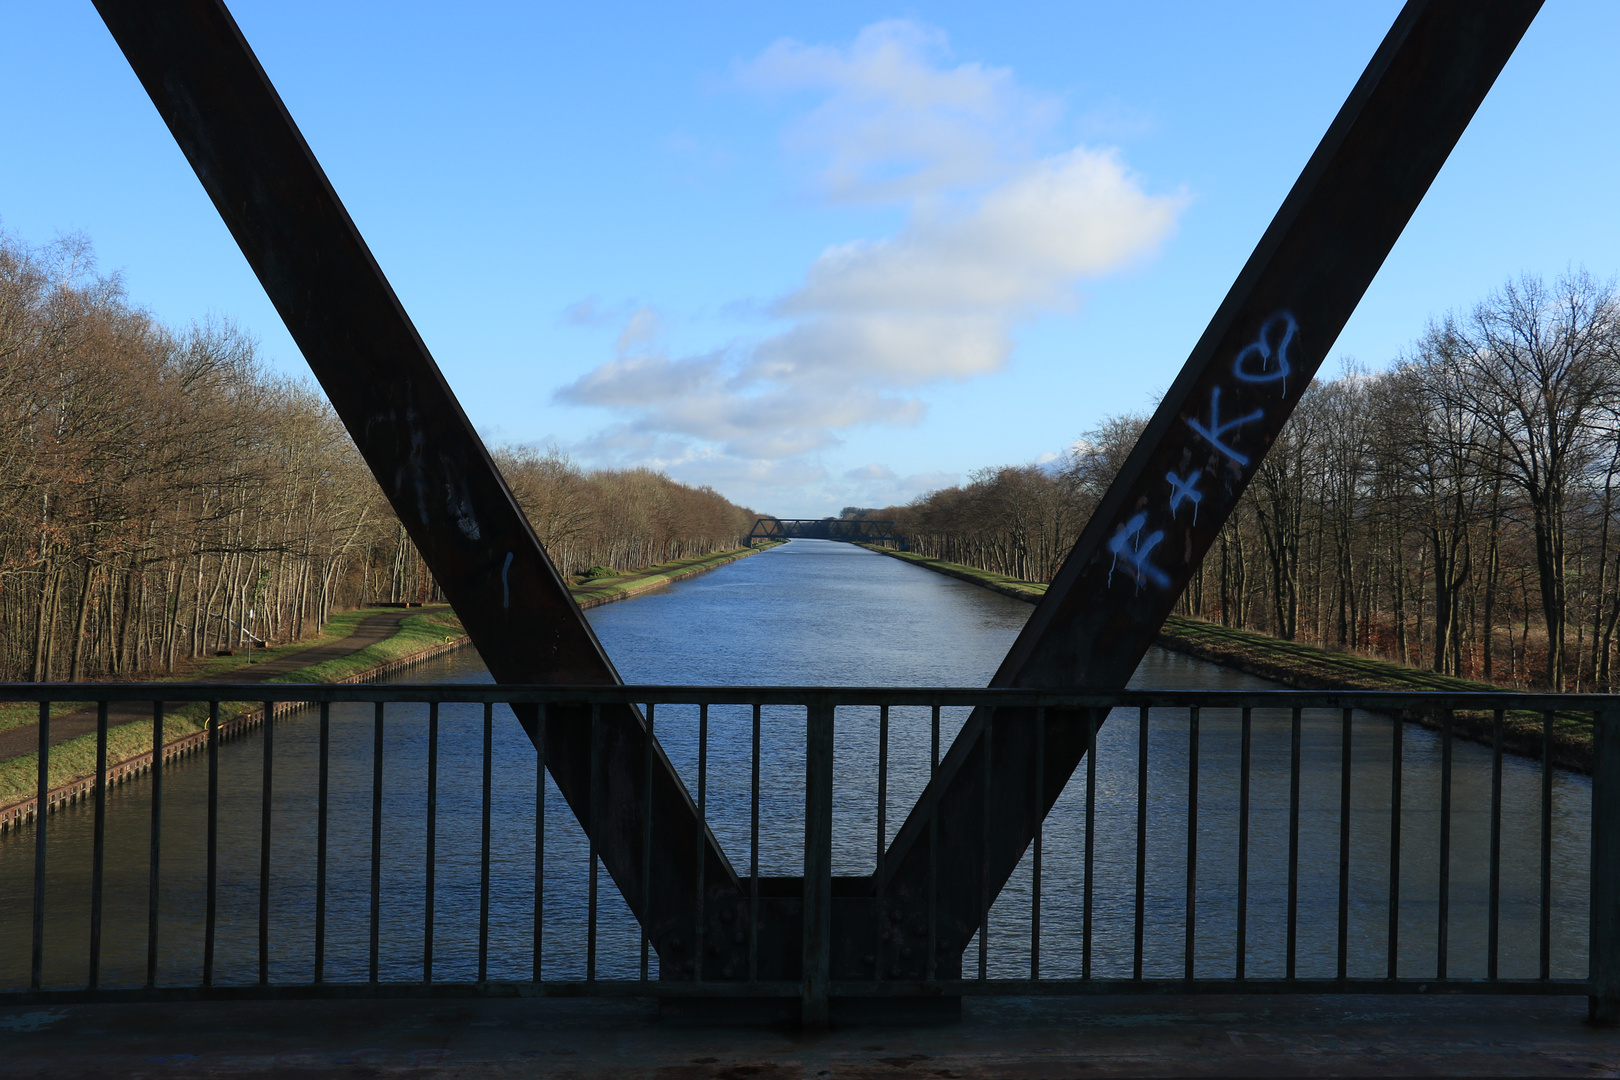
[747,516,906,546]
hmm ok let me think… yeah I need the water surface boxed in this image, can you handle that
[0,541,1590,988]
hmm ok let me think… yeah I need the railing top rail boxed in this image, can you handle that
[1,682,1616,711]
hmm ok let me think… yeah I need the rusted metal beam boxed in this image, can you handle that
[873,0,1544,981]
[92,0,752,979]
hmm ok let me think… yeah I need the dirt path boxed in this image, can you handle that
[0,608,437,763]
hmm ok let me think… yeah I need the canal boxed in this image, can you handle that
[0,540,1592,990]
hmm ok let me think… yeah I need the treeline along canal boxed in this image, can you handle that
[0,540,1592,989]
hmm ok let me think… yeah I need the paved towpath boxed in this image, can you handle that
[0,994,1615,1077]
[0,607,448,764]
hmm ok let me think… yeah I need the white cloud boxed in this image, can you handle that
[835,463,960,510]
[737,19,1058,203]
[558,19,1185,508]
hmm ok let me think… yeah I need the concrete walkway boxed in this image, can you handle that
[0,608,445,764]
[1,994,1616,1077]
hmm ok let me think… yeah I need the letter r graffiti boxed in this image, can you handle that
[1107,512,1170,591]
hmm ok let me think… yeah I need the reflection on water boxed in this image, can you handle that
[0,541,1591,988]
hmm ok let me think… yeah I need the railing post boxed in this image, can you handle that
[803,702,834,1030]
[1592,706,1620,1025]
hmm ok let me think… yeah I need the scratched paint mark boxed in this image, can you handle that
[1166,470,1203,524]
[1107,512,1169,592]
[1187,387,1265,467]
[410,433,431,526]
[1231,312,1297,395]
[501,551,514,608]
[451,495,481,540]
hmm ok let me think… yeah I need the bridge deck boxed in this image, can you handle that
[2,992,1611,1077]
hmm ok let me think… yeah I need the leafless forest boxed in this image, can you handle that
[879,273,1620,691]
[0,233,756,682]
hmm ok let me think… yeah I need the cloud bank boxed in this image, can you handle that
[557,20,1185,510]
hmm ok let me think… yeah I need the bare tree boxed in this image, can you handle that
[1439,272,1620,688]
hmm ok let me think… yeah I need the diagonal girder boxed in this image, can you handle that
[869,0,1543,981]
[92,0,758,979]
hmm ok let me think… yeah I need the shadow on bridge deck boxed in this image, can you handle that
[2,993,1614,1077]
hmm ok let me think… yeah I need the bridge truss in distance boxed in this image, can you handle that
[747,517,906,548]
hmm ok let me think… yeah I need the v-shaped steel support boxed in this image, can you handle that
[868,0,1542,981]
[94,0,1539,987]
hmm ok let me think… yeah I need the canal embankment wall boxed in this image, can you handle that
[569,542,782,609]
[0,543,782,832]
[863,545,1595,773]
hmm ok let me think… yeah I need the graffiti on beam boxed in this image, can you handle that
[1230,312,1297,395]
[1166,470,1202,523]
[1186,387,1264,467]
[1107,512,1169,592]
[1105,311,1298,593]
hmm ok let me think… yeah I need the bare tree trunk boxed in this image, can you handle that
[68,561,95,682]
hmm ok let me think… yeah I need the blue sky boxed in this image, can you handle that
[3,3,1617,517]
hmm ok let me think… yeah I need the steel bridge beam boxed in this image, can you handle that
[92,0,754,980]
[872,0,1543,980]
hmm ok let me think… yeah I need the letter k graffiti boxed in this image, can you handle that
[1186,387,1264,467]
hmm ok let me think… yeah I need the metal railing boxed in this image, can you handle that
[1,683,1616,1025]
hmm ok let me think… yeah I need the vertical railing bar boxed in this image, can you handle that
[1082,706,1097,980]
[1591,706,1620,1025]
[1286,705,1302,981]
[749,702,761,985]
[694,702,708,983]
[478,701,494,983]
[1387,708,1403,981]
[369,702,384,984]
[1541,709,1554,982]
[1184,705,1199,981]
[424,701,438,984]
[314,700,330,983]
[1032,707,1045,982]
[979,708,992,981]
[1337,706,1352,982]
[1438,709,1453,981]
[203,700,219,988]
[1134,704,1149,981]
[258,700,273,985]
[928,704,940,982]
[1488,708,1504,982]
[802,701,834,1029]
[146,701,163,989]
[30,701,48,992]
[877,704,889,981]
[588,703,600,983]
[88,701,109,990]
[641,703,655,984]
[534,703,546,983]
[1237,707,1251,980]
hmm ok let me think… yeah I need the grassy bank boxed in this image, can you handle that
[0,607,444,737]
[569,543,782,608]
[264,608,463,684]
[864,545,1596,771]
[0,608,465,808]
